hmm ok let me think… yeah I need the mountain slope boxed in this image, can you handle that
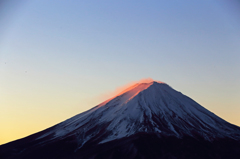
[1,81,240,159]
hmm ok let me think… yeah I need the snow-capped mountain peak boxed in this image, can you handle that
[2,80,240,159]
[36,81,240,146]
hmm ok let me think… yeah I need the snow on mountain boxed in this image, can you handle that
[2,80,240,159]
[36,81,240,147]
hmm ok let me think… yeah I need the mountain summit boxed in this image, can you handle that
[1,81,240,159]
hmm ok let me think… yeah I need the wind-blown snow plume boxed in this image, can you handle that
[98,78,163,101]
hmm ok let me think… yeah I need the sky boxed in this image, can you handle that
[0,0,240,145]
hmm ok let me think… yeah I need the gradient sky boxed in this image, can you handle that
[0,0,240,145]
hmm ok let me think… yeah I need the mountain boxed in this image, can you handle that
[1,81,240,159]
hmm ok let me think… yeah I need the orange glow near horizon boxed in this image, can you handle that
[1,0,240,147]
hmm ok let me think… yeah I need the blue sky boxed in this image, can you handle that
[0,0,240,144]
